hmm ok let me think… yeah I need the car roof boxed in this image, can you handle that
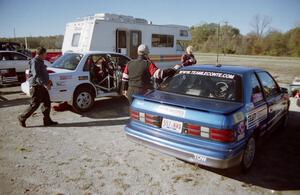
[181,64,265,74]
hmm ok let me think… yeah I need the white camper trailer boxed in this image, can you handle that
[62,13,191,66]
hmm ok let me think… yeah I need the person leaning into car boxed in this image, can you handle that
[18,47,58,127]
[122,44,182,103]
[181,45,197,66]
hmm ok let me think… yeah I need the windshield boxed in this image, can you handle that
[159,70,243,102]
[52,53,82,70]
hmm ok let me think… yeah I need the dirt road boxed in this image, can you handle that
[0,85,300,194]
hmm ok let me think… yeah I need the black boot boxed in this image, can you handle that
[18,115,26,128]
[43,117,58,126]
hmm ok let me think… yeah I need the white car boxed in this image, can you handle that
[21,51,131,112]
[0,51,51,85]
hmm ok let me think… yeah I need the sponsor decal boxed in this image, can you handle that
[156,105,185,118]
[193,154,207,162]
[60,75,72,80]
[237,121,246,141]
[246,105,268,129]
[179,70,235,79]
[233,112,245,123]
[78,76,88,80]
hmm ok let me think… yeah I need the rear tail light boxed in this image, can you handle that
[130,110,161,127]
[210,128,236,142]
[0,68,16,77]
[184,124,201,136]
[184,123,235,143]
[47,69,55,74]
[25,69,30,80]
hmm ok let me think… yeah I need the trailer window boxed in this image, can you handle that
[180,30,188,37]
[71,33,81,47]
[152,34,174,48]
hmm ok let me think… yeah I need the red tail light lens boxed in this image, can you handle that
[145,113,161,127]
[184,124,201,136]
[210,129,235,142]
[130,110,139,120]
[47,69,55,74]
[130,110,161,127]
[0,68,16,77]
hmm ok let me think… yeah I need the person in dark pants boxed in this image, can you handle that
[181,45,197,66]
[122,44,182,103]
[18,47,58,127]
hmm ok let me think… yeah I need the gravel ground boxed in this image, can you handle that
[0,55,300,195]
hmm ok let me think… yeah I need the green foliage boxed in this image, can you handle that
[0,35,63,50]
[188,23,300,57]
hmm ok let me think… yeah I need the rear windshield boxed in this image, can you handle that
[52,53,82,70]
[159,70,243,102]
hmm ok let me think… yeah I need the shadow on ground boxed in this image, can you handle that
[200,110,300,191]
[29,96,130,128]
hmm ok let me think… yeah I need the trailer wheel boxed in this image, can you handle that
[73,87,95,113]
[241,136,256,173]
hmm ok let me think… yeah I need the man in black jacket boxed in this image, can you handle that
[122,44,181,103]
[18,47,58,127]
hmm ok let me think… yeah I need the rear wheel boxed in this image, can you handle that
[73,87,95,113]
[241,136,256,173]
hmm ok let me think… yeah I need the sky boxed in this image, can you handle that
[0,0,299,37]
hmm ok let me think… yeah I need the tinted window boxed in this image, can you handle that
[111,54,130,69]
[52,53,82,70]
[152,34,174,48]
[257,72,279,98]
[0,53,12,60]
[180,30,188,37]
[11,53,27,60]
[250,74,264,103]
[159,70,243,102]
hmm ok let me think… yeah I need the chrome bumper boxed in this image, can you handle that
[125,131,243,169]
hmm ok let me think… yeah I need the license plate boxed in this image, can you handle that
[161,118,183,133]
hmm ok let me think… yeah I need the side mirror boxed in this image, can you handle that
[280,87,288,94]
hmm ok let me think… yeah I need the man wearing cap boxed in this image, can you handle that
[18,47,58,127]
[122,44,181,103]
[181,45,197,66]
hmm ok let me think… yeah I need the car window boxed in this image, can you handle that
[159,70,243,102]
[52,53,82,70]
[83,54,106,71]
[113,55,130,68]
[257,72,280,98]
[250,73,264,104]
[11,53,27,60]
[0,53,12,61]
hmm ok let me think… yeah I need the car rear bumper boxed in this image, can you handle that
[125,124,244,169]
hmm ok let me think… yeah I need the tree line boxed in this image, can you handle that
[0,35,63,51]
[188,15,300,57]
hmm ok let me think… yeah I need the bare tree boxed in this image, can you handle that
[250,14,272,38]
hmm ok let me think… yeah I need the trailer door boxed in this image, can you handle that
[129,31,141,59]
[116,30,127,54]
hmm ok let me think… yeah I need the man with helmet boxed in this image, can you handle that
[181,45,197,66]
[122,44,181,103]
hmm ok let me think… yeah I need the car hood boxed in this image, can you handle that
[134,90,243,115]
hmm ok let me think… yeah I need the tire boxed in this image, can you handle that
[72,87,95,113]
[241,136,256,173]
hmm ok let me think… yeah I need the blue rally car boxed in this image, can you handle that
[124,65,290,171]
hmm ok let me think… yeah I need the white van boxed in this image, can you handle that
[62,13,191,67]
[21,51,131,112]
